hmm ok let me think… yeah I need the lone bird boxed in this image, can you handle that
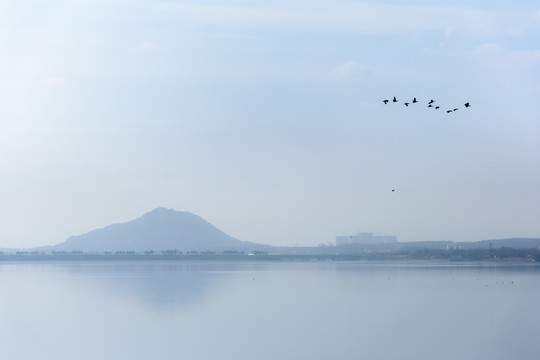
[446,110,453,113]
[428,104,433,108]
[392,189,395,192]
[383,99,389,104]
[453,108,458,111]
[404,102,409,106]
[435,106,440,109]
[428,99,435,104]
[393,97,398,103]
[464,102,470,107]
[412,97,418,103]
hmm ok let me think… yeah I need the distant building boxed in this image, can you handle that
[336,232,397,246]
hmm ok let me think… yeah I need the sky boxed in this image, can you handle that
[1,0,539,248]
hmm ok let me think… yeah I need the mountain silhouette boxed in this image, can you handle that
[51,208,254,252]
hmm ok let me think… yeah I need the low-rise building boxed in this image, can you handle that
[336,232,397,246]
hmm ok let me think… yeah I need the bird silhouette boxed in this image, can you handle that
[381,96,470,115]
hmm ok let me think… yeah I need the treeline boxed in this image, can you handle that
[0,248,537,262]
[0,249,268,258]
[398,247,540,261]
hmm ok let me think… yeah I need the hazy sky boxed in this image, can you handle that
[1,0,539,248]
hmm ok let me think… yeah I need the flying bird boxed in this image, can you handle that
[381,96,470,115]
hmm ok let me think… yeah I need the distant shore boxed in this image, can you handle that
[1,247,539,263]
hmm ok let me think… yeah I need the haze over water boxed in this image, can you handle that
[1,261,538,360]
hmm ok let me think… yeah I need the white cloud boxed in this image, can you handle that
[422,41,540,70]
[510,49,540,67]
[467,43,540,95]
[328,61,371,79]
[42,76,70,88]
[149,1,535,38]
[471,43,540,68]
[471,42,505,58]
[139,41,159,52]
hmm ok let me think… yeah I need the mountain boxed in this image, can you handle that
[50,208,255,252]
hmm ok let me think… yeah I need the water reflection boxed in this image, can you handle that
[51,261,273,309]
[0,261,538,360]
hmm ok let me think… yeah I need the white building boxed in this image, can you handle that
[336,232,397,246]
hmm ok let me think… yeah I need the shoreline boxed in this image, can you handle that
[1,253,538,264]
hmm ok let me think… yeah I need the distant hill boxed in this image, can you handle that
[458,238,540,249]
[332,238,540,253]
[392,238,540,250]
[49,208,256,252]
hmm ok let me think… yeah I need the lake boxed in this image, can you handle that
[1,260,538,360]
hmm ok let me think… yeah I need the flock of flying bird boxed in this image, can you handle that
[383,97,470,113]
[384,96,471,193]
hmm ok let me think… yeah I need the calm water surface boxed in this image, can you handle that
[1,261,538,360]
